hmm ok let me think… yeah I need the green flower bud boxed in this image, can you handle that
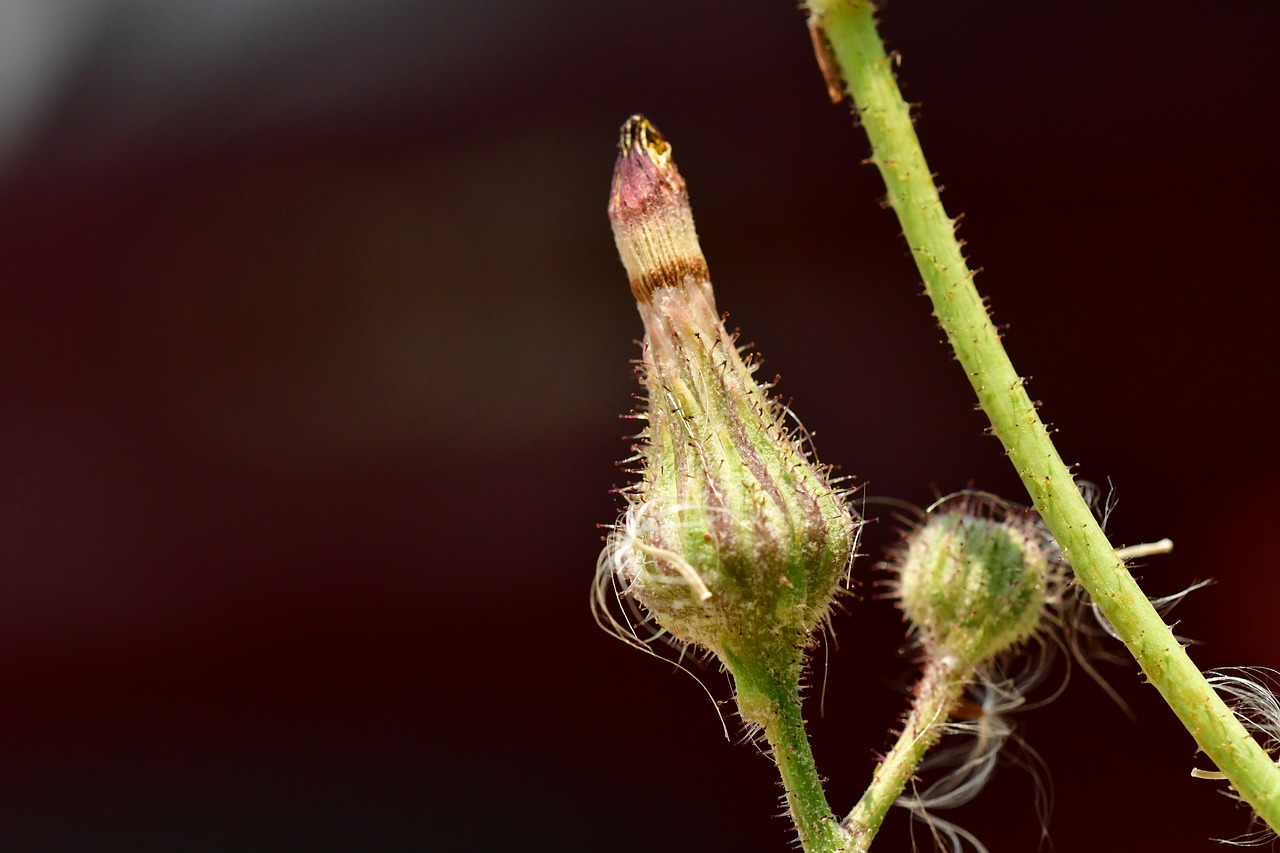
[894,498,1064,665]
[600,115,857,668]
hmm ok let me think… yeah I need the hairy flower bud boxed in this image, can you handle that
[598,116,857,667]
[894,497,1064,665]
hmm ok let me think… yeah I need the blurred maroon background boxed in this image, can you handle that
[2,1,1278,849]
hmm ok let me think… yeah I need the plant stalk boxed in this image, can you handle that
[805,0,1280,834]
[844,653,970,852]
[724,649,850,853]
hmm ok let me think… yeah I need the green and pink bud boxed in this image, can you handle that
[601,115,857,671]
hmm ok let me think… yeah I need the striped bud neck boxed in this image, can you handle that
[608,115,710,304]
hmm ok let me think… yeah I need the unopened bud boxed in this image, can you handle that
[602,115,857,666]
[894,499,1063,664]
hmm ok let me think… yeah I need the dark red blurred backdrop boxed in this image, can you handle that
[2,2,1278,849]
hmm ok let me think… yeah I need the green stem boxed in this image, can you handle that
[805,0,1280,835]
[724,648,850,853]
[844,654,970,852]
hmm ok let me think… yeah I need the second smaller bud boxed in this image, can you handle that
[893,497,1065,665]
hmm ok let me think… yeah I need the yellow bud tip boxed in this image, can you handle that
[608,114,709,303]
[618,114,672,166]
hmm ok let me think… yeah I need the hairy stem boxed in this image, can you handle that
[844,654,970,852]
[725,649,850,853]
[805,0,1280,834]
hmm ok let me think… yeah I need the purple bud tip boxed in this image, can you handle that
[608,115,709,303]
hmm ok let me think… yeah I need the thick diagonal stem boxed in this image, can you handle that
[806,0,1280,835]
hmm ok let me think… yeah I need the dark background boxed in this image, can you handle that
[2,1,1278,849]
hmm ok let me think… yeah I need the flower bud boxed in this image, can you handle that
[894,498,1063,664]
[601,115,857,666]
